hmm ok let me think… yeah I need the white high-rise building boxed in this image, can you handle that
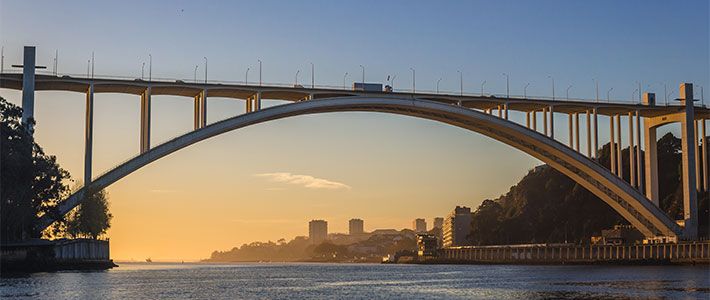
[309,220,328,244]
[443,206,472,247]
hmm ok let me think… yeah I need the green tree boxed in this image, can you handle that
[66,188,113,239]
[1,97,71,241]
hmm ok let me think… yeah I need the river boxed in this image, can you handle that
[1,262,708,299]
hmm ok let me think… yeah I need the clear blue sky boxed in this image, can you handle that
[0,0,708,260]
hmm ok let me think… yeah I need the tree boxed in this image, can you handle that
[1,97,71,241]
[66,188,113,239]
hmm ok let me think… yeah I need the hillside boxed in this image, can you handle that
[469,133,709,245]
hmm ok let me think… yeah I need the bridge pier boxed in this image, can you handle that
[643,93,659,205]
[543,107,548,136]
[610,114,617,175]
[84,84,94,185]
[140,87,151,153]
[695,120,701,192]
[532,110,537,131]
[568,114,573,148]
[636,110,644,192]
[21,46,36,133]
[586,110,592,157]
[703,119,708,191]
[549,106,555,138]
[616,114,623,179]
[679,83,698,239]
[628,111,636,187]
[194,90,207,129]
[574,112,580,152]
[593,108,599,159]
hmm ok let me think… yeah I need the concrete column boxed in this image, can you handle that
[543,107,548,136]
[593,108,599,159]
[586,110,592,157]
[255,92,262,111]
[695,120,701,191]
[246,95,252,113]
[628,112,636,187]
[497,105,502,118]
[616,114,623,179]
[703,119,708,191]
[679,83,698,239]
[84,84,94,185]
[503,103,509,120]
[636,110,644,192]
[200,89,207,128]
[532,110,537,131]
[549,106,555,138]
[568,114,574,148]
[610,115,617,175]
[21,46,36,133]
[140,87,151,153]
[525,112,530,128]
[575,112,580,152]
[643,93,659,205]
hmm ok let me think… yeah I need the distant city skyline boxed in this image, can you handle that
[1,0,707,260]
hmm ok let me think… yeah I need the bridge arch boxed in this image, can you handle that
[40,97,681,238]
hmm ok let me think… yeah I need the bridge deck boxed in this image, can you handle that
[2,73,708,118]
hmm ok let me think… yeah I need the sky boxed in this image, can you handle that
[1,0,708,261]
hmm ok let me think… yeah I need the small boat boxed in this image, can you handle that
[145,258,152,263]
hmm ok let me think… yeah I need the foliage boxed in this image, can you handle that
[65,188,113,239]
[1,97,71,241]
[468,133,709,245]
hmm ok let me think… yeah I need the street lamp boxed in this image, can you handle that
[436,78,442,94]
[391,75,397,90]
[295,70,300,86]
[310,62,314,88]
[502,73,509,100]
[343,72,348,89]
[86,59,90,78]
[607,87,613,102]
[632,88,638,104]
[547,75,555,100]
[481,80,487,96]
[245,67,250,85]
[410,67,415,93]
[593,78,599,102]
[524,83,530,98]
[203,57,207,84]
[457,70,463,96]
[566,85,572,100]
[141,62,145,80]
[148,54,152,81]
[359,64,365,83]
[194,65,198,83]
[258,59,262,86]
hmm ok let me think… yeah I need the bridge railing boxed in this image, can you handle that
[0,69,706,108]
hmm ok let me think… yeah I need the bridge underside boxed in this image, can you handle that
[38,97,682,239]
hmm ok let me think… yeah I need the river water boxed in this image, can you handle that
[1,262,708,299]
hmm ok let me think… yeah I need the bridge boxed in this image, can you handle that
[2,47,708,240]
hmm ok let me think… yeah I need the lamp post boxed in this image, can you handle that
[503,73,509,100]
[245,67,250,85]
[632,88,638,104]
[593,78,599,102]
[310,62,314,88]
[141,62,145,80]
[86,59,90,78]
[410,67,415,93]
[436,77,442,94]
[524,83,530,98]
[481,80,486,96]
[547,75,555,100]
[566,85,572,100]
[203,57,207,84]
[194,65,198,83]
[391,75,397,90]
[359,65,365,83]
[607,87,613,102]
[295,70,300,86]
[458,70,463,96]
[343,72,348,89]
[91,52,94,79]
[258,59,262,86]
[148,54,152,81]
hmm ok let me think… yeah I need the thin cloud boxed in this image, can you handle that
[150,189,180,194]
[255,172,352,190]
